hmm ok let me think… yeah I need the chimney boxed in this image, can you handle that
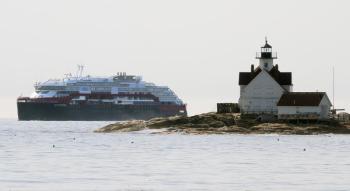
[251,64,254,73]
[275,64,279,71]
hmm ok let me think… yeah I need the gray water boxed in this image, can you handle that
[0,119,350,191]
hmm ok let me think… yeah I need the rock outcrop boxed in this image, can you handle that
[94,112,350,135]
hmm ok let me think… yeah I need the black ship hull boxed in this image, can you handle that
[17,102,186,121]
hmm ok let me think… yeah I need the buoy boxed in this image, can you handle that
[53,144,55,148]
[303,148,306,151]
[131,141,134,144]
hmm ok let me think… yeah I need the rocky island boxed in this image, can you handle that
[94,112,350,135]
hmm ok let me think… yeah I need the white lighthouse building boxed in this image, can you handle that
[238,40,293,114]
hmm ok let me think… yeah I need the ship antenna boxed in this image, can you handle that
[80,65,84,77]
[76,65,80,78]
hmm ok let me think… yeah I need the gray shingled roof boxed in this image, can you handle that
[239,66,292,86]
[277,92,327,106]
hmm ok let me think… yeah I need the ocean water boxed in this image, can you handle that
[0,119,350,191]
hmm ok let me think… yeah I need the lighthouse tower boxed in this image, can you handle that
[238,39,292,114]
[256,38,277,71]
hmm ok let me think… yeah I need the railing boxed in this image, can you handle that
[278,113,320,120]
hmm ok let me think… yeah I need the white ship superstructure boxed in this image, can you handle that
[31,72,184,105]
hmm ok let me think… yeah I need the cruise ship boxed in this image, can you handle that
[17,68,187,121]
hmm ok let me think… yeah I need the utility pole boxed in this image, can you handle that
[333,66,335,111]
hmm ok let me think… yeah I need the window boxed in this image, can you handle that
[264,63,268,68]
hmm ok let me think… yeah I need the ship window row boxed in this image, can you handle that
[37,86,65,90]
[72,83,132,87]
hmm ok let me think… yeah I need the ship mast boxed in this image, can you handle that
[76,65,85,78]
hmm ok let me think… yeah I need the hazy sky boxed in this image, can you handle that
[0,0,349,118]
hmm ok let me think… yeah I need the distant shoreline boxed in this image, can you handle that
[94,112,350,135]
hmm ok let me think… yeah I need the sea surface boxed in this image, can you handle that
[0,119,350,191]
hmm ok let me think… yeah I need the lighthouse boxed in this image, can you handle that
[238,39,293,114]
[256,38,277,71]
